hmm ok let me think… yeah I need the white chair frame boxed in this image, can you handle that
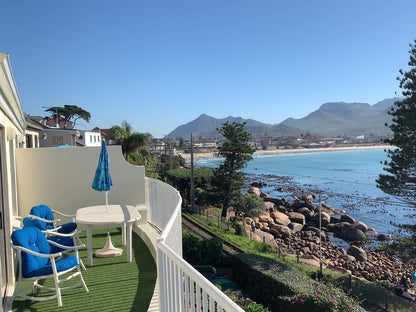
[44,229,86,270]
[28,209,76,233]
[12,240,89,307]
[26,211,86,270]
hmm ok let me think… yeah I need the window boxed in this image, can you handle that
[52,136,64,146]
[25,134,33,148]
[90,135,92,143]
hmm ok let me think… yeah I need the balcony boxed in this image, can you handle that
[5,146,242,311]
[11,229,158,311]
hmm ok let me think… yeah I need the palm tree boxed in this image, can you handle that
[110,121,147,161]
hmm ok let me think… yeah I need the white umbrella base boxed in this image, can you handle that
[95,235,123,258]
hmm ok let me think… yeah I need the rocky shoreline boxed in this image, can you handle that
[245,186,416,290]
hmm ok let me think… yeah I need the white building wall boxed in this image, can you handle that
[0,53,27,309]
[77,130,101,147]
[15,146,146,218]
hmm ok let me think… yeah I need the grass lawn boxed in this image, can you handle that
[12,228,157,312]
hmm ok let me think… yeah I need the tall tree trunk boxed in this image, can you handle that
[221,202,228,218]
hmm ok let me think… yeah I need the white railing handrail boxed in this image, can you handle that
[146,177,244,312]
[157,193,181,242]
[157,239,244,311]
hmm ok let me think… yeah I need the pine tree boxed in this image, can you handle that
[376,40,416,206]
[213,121,256,217]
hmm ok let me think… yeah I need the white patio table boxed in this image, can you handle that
[76,204,141,266]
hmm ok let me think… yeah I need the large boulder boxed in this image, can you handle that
[262,201,275,211]
[317,204,335,215]
[258,214,274,224]
[288,222,304,233]
[251,181,267,188]
[292,198,314,209]
[297,207,314,221]
[340,214,355,224]
[287,212,305,225]
[271,211,291,226]
[245,217,253,225]
[340,254,356,262]
[269,224,291,238]
[263,196,286,207]
[347,246,367,262]
[248,187,260,196]
[377,234,392,241]
[341,227,366,242]
[325,223,342,234]
[351,222,368,233]
[260,192,269,198]
[314,211,331,227]
[330,216,340,224]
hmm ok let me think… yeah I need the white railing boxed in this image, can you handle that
[146,178,244,312]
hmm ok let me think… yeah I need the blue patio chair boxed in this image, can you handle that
[26,204,77,234]
[11,227,89,307]
[23,205,85,270]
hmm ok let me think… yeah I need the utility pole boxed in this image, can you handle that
[169,137,172,170]
[190,133,195,213]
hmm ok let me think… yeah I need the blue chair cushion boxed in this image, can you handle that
[28,256,78,278]
[26,205,77,233]
[49,236,74,254]
[11,227,51,278]
[11,227,78,278]
[58,222,77,234]
[30,205,55,230]
[23,217,48,231]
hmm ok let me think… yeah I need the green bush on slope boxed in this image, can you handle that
[232,253,365,312]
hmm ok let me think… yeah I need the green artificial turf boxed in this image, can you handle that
[12,229,157,312]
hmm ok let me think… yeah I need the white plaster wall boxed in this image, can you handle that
[15,146,146,219]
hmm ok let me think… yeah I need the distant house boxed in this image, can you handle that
[149,139,166,154]
[24,114,43,148]
[76,130,102,147]
[38,128,79,147]
[38,128,102,147]
[30,115,74,129]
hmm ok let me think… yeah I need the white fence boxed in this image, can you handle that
[145,178,244,312]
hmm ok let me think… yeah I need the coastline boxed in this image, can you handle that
[178,144,389,161]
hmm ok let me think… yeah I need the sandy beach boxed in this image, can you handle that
[178,144,389,161]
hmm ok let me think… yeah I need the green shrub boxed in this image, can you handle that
[231,254,365,312]
[182,234,202,264]
[182,234,228,266]
[231,219,244,236]
[201,237,223,266]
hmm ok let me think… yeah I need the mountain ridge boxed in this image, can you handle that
[167,98,401,139]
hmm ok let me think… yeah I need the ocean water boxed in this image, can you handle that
[195,148,415,236]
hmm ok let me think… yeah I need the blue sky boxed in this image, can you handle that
[2,1,416,137]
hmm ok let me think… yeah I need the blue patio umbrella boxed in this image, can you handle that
[92,139,113,212]
[92,139,122,257]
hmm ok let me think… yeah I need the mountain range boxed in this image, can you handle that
[167,98,400,139]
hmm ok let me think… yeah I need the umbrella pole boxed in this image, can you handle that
[105,191,109,235]
[95,191,123,258]
[105,191,109,213]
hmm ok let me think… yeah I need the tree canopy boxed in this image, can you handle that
[232,193,264,217]
[376,39,416,206]
[44,105,91,128]
[110,120,147,161]
[214,121,256,217]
